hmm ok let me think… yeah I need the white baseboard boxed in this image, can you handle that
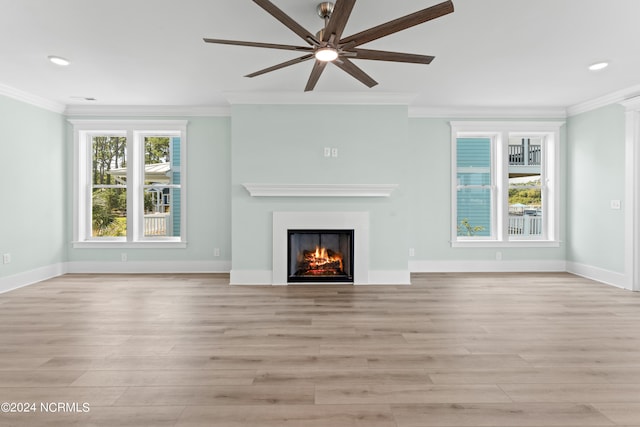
[2,260,625,292]
[0,261,233,294]
[367,270,411,285]
[66,260,231,274]
[409,259,567,273]
[566,261,629,290]
[0,263,67,294]
[410,259,630,290]
[230,270,273,285]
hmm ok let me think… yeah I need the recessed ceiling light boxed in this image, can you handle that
[588,62,609,71]
[48,55,70,66]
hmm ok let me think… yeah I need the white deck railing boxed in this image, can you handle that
[144,213,170,236]
[509,144,541,166]
[509,215,542,236]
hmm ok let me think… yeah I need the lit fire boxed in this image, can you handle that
[311,246,343,270]
[297,245,344,276]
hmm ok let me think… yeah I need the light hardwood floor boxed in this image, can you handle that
[1,272,640,426]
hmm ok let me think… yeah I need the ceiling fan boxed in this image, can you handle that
[203,0,454,91]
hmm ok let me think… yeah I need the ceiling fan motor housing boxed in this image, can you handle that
[317,2,334,19]
[203,0,455,91]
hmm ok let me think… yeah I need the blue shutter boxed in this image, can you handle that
[456,138,491,236]
[171,137,181,236]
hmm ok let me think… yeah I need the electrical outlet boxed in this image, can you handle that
[324,147,331,157]
[408,248,415,257]
[2,253,11,264]
[214,248,220,257]
[496,251,502,261]
[610,200,621,210]
[121,253,128,262]
[331,148,338,157]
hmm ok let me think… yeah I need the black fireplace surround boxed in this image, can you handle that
[287,229,354,283]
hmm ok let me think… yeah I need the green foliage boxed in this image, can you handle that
[508,187,541,206]
[92,136,126,185]
[144,191,155,213]
[104,217,126,237]
[92,188,126,237]
[92,192,115,235]
[145,137,170,164]
[457,218,485,236]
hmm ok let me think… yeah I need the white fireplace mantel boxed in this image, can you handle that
[229,210,411,286]
[243,183,398,198]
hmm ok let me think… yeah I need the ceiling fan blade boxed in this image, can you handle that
[340,0,454,47]
[351,48,434,64]
[203,38,313,53]
[245,54,315,78]
[304,61,328,92]
[323,0,356,43]
[333,57,378,88]
[253,0,320,46]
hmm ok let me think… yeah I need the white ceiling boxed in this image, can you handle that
[1,0,639,111]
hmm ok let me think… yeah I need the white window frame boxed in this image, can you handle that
[70,120,188,248]
[450,121,563,248]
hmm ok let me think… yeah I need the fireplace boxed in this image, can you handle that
[272,212,369,285]
[287,229,354,283]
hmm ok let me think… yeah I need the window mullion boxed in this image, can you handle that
[493,133,499,241]
[494,132,508,241]
[127,129,137,242]
[541,136,550,240]
[81,132,92,241]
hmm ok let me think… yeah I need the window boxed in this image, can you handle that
[71,120,187,247]
[451,121,562,247]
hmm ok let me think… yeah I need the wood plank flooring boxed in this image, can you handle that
[0,272,639,426]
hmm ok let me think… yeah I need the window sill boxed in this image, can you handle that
[73,241,187,249]
[451,240,561,248]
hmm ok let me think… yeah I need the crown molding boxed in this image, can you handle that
[0,83,65,114]
[567,84,640,117]
[409,106,567,119]
[224,91,415,106]
[619,95,640,111]
[449,120,565,131]
[7,80,640,120]
[64,104,231,117]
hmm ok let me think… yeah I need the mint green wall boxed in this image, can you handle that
[567,105,625,273]
[407,118,567,263]
[407,118,451,261]
[0,95,66,277]
[3,93,625,280]
[65,116,232,264]
[231,105,410,272]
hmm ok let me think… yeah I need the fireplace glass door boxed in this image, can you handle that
[287,229,354,283]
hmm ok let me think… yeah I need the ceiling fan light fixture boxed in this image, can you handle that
[315,47,338,62]
[203,0,455,91]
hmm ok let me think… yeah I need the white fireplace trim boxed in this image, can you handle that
[243,183,398,197]
[273,211,369,285]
